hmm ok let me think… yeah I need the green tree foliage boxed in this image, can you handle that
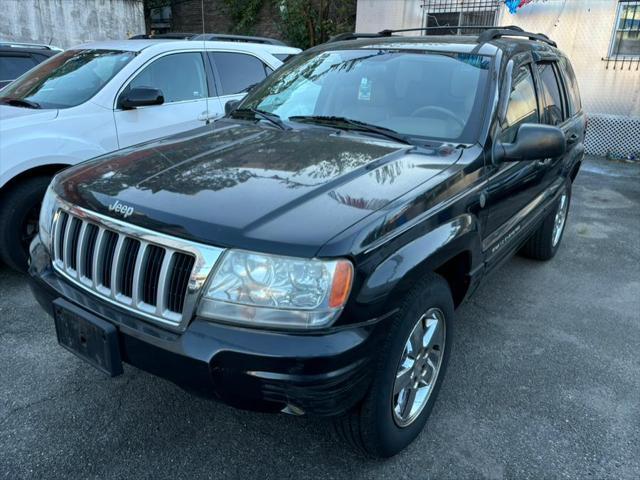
[221,0,266,35]
[275,0,356,49]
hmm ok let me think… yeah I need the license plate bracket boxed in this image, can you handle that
[53,298,123,377]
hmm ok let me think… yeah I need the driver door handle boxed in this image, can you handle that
[198,111,221,122]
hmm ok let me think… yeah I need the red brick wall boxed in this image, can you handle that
[170,0,283,40]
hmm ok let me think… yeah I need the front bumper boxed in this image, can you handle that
[29,239,384,416]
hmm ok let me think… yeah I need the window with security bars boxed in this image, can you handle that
[605,1,640,70]
[421,0,501,35]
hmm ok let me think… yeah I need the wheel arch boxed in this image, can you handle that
[356,214,483,311]
[0,163,70,195]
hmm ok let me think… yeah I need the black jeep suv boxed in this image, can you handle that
[29,27,585,457]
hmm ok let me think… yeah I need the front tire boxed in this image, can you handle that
[335,273,454,458]
[0,176,51,272]
[520,181,571,261]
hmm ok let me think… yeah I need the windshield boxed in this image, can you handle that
[240,49,490,143]
[0,49,135,109]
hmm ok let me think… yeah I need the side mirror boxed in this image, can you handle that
[225,99,240,116]
[119,87,164,109]
[494,124,566,163]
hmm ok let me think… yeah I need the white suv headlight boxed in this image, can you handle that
[38,183,58,250]
[197,250,353,329]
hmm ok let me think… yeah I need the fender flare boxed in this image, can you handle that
[356,214,483,306]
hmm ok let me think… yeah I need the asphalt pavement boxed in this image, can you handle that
[1,156,639,480]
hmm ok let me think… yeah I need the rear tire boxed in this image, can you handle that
[520,181,571,261]
[0,176,52,272]
[334,273,454,458]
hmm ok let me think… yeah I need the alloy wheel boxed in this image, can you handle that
[552,192,568,247]
[392,307,446,427]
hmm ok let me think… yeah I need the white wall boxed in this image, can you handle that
[0,0,145,49]
[356,0,423,33]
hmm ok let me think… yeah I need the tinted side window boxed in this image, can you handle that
[0,55,37,81]
[210,52,270,95]
[558,57,581,115]
[129,53,207,103]
[536,62,564,125]
[503,65,539,142]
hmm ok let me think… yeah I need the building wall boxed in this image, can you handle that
[170,0,282,40]
[0,0,145,49]
[355,0,422,32]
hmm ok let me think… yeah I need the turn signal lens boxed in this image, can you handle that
[329,260,353,308]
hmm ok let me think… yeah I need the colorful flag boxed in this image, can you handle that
[505,0,536,14]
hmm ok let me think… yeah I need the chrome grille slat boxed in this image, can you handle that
[75,222,88,280]
[50,202,224,332]
[131,242,148,306]
[91,228,105,290]
[155,250,174,316]
[61,214,74,270]
[110,234,125,299]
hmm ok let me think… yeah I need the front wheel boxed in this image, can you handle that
[0,176,52,272]
[520,181,571,261]
[334,273,454,458]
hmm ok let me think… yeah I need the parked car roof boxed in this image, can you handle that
[72,39,299,55]
[0,41,63,52]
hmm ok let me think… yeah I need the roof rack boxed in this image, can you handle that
[327,25,556,47]
[129,33,197,40]
[190,33,286,46]
[0,41,62,51]
[477,28,556,47]
[129,32,286,46]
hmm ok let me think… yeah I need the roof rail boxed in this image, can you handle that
[191,33,286,46]
[377,25,523,36]
[129,32,197,40]
[326,25,556,48]
[328,25,517,43]
[327,32,391,43]
[0,41,62,51]
[477,28,557,47]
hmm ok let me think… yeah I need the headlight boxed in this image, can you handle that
[197,250,353,329]
[38,183,58,250]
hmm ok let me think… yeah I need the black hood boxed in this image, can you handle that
[55,120,462,257]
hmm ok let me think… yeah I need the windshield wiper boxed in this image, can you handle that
[0,97,41,109]
[289,115,413,145]
[233,108,290,130]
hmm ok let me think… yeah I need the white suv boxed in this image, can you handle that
[0,38,299,270]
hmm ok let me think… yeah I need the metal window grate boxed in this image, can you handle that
[604,1,640,70]
[421,0,501,34]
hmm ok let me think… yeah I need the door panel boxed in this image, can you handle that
[482,63,548,248]
[114,52,213,148]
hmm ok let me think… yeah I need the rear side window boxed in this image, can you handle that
[128,52,207,103]
[0,55,37,81]
[558,57,582,115]
[503,65,539,142]
[536,62,564,125]
[210,52,271,95]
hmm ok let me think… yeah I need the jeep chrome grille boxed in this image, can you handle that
[51,204,224,331]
